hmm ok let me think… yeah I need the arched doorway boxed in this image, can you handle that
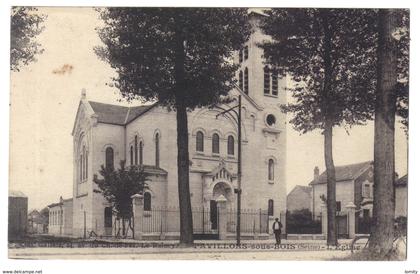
[209,181,233,230]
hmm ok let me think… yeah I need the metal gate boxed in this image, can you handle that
[193,203,219,240]
[336,214,348,238]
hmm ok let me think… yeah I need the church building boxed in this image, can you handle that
[71,12,287,238]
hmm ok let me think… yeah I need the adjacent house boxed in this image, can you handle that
[8,190,28,240]
[395,174,408,218]
[309,161,374,219]
[287,185,312,213]
[28,209,48,234]
[48,197,73,236]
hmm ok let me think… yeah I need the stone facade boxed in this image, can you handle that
[71,12,287,238]
[48,197,73,236]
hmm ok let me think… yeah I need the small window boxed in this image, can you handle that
[272,73,278,96]
[244,67,249,94]
[155,133,160,167]
[196,131,204,152]
[130,146,133,166]
[134,136,138,165]
[266,114,276,126]
[79,155,83,181]
[239,49,243,63]
[239,70,244,91]
[363,183,371,198]
[268,199,274,216]
[85,149,88,180]
[264,66,270,94]
[336,201,341,212]
[139,141,143,165]
[212,133,220,154]
[144,192,151,211]
[105,147,114,170]
[268,159,275,181]
[244,46,249,60]
[227,135,234,156]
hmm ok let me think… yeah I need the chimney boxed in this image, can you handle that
[81,88,86,99]
[314,166,320,181]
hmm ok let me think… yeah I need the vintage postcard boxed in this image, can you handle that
[6,5,411,267]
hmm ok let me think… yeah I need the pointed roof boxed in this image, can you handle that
[288,185,312,196]
[88,101,156,126]
[9,190,27,198]
[309,161,373,185]
[395,174,408,187]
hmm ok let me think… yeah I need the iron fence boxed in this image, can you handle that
[135,206,270,234]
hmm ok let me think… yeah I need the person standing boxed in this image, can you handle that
[272,217,283,245]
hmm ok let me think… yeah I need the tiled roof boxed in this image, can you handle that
[296,185,312,194]
[9,190,27,198]
[88,101,155,126]
[309,161,373,185]
[142,165,168,175]
[395,174,408,187]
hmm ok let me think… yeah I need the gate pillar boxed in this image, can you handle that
[345,202,357,239]
[321,202,327,237]
[131,194,144,240]
[216,195,227,240]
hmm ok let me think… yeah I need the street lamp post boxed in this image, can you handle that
[216,95,242,245]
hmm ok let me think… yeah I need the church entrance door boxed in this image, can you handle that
[210,200,218,230]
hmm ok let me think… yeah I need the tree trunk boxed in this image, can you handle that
[369,9,397,255]
[174,15,194,246]
[324,119,337,246]
[175,102,194,245]
[320,10,338,246]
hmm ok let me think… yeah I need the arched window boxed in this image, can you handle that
[239,49,243,63]
[227,135,234,156]
[85,149,88,180]
[250,114,256,132]
[268,159,275,181]
[239,70,244,91]
[134,135,138,165]
[196,131,204,152]
[244,45,249,60]
[139,141,143,165]
[272,73,278,96]
[105,147,114,170]
[155,133,160,167]
[268,199,274,216]
[104,207,112,228]
[264,66,270,94]
[79,154,83,182]
[212,133,220,154]
[244,67,249,94]
[130,146,133,166]
[144,192,151,211]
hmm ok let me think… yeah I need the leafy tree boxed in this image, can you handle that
[369,9,403,256]
[395,10,409,133]
[260,9,378,245]
[10,7,45,71]
[95,8,250,245]
[93,161,149,238]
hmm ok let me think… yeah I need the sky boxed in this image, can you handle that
[9,7,408,210]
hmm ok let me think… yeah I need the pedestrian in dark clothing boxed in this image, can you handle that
[272,218,283,245]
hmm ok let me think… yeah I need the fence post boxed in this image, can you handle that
[321,202,327,238]
[216,195,227,240]
[345,202,356,239]
[131,194,144,240]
